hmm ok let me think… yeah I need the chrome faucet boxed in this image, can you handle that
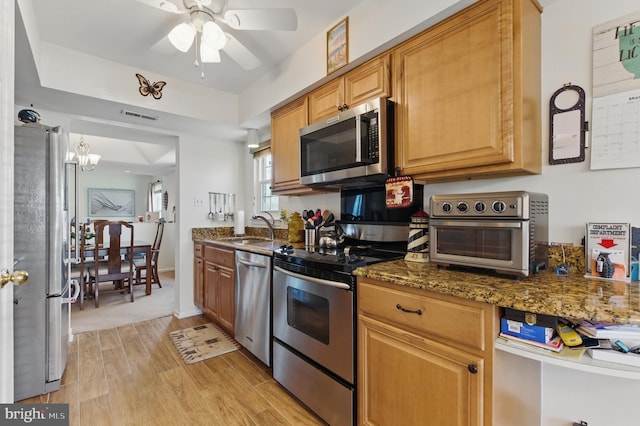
[252,212,275,240]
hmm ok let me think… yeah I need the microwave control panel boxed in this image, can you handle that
[429,191,548,220]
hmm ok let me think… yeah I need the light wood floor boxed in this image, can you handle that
[19,314,326,426]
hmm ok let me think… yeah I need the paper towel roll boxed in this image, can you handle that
[234,210,245,236]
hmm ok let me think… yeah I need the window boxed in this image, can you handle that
[148,180,163,215]
[254,149,278,213]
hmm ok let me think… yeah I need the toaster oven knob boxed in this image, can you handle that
[441,202,452,213]
[456,202,469,213]
[492,201,507,213]
[474,201,486,213]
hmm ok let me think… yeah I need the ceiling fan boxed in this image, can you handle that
[137,0,298,72]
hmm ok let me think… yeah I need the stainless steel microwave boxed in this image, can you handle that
[299,97,392,187]
[429,191,549,277]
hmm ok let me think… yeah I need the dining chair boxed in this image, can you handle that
[77,220,108,310]
[86,220,135,308]
[134,219,165,288]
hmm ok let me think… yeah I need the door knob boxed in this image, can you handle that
[1,269,29,288]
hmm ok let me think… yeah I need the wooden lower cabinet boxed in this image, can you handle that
[357,278,498,425]
[201,244,235,335]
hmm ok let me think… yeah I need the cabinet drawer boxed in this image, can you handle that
[358,281,487,351]
[203,245,235,268]
[194,243,203,258]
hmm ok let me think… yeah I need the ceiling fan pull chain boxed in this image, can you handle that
[194,33,200,68]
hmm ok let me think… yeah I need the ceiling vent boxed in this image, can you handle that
[121,109,159,121]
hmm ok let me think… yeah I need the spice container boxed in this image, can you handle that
[288,212,305,243]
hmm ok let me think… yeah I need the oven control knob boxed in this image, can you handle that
[441,202,452,213]
[474,201,486,213]
[456,202,469,213]
[492,201,507,213]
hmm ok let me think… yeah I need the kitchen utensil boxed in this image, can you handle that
[208,197,215,219]
[302,209,309,220]
[321,212,334,228]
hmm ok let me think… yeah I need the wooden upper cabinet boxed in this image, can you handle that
[308,54,391,124]
[393,0,541,182]
[270,97,314,195]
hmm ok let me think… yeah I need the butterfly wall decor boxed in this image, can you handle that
[135,73,166,100]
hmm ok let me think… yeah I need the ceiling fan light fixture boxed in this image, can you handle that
[201,21,226,50]
[200,42,221,63]
[168,22,196,52]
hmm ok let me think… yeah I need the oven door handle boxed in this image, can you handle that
[274,265,351,290]
[430,219,523,229]
[237,259,268,268]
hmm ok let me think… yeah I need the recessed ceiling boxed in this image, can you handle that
[17,0,366,175]
[28,0,365,93]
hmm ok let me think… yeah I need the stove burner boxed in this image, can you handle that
[274,241,406,274]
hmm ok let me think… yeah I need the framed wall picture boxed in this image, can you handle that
[327,17,348,75]
[88,188,135,217]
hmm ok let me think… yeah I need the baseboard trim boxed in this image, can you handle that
[174,306,203,319]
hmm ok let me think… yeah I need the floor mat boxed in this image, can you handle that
[169,322,240,364]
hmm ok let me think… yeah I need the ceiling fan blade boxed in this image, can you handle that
[223,9,298,31]
[135,0,186,14]
[222,33,262,70]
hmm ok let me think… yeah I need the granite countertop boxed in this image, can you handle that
[353,260,640,325]
[192,226,290,257]
[192,228,640,324]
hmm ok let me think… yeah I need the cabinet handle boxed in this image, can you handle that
[342,104,348,110]
[467,364,478,374]
[396,303,422,315]
[338,105,344,111]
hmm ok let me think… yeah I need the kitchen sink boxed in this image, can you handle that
[218,236,281,250]
[234,238,272,245]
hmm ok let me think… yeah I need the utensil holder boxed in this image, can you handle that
[305,228,317,247]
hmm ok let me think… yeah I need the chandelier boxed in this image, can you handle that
[73,135,101,172]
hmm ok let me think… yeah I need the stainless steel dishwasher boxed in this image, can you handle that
[234,250,272,366]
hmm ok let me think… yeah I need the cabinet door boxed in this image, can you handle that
[308,54,390,124]
[271,97,314,195]
[203,261,219,321]
[359,315,484,426]
[217,266,235,334]
[394,0,540,180]
[308,78,345,124]
[194,257,204,309]
[344,54,390,108]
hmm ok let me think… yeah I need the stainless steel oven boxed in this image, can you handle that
[272,259,355,426]
[429,191,549,277]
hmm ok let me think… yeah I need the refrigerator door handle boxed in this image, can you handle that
[62,279,80,303]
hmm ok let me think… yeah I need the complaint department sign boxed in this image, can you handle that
[1,404,68,425]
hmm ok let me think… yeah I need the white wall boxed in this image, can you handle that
[176,134,245,318]
[77,169,151,222]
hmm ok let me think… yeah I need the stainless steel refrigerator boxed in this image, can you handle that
[13,123,78,401]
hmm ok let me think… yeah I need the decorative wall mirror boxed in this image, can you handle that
[549,84,587,165]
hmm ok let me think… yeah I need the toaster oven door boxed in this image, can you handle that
[429,219,529,275]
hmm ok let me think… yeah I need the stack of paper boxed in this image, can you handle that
[577,320,640,340]
[498,333,564,352]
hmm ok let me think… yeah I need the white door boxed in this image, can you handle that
[0,0,16,403]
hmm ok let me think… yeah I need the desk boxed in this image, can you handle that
[74,240,151,310]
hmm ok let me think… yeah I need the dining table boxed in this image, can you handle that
[72,240,152,310]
